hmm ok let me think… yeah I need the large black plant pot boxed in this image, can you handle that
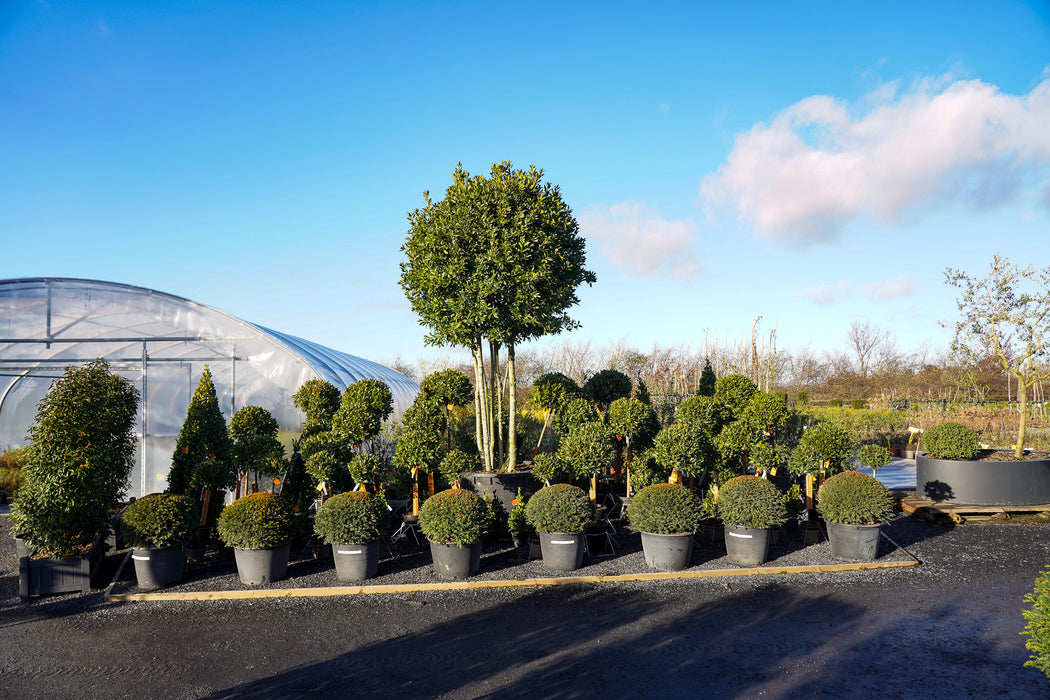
[916,452,1050,506]
[18,536,104,600]
[462,472,539,534]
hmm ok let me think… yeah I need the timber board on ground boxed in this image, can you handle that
[895,489,1050,523]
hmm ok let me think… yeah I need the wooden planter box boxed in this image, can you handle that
[18,535,104,601]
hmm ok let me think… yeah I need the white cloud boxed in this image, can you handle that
[798,281,851,305]
[864,275,918,301]
[701,74,1050,243]
[580,202,700,279]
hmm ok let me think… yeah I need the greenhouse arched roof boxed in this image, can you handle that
[0,278,418,498]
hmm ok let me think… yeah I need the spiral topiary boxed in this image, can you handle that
[922,422,980,461]
[216,492,297,549]
[627,483,705,534]
[525,483,596,533]
[418,489,492,546]
[817,471,895,525]
[717,475,788,529]
[315,490,391,545]
[120,493,199,549]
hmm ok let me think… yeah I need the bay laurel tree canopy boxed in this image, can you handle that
[400,162,595,471]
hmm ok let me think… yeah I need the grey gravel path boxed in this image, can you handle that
[2,512,1049,699]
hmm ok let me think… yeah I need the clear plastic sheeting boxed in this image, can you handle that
[0,278,418,498]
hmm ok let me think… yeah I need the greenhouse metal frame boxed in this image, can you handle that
[0,278,418,499]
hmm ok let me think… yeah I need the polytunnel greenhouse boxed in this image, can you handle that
[0,278,418,499]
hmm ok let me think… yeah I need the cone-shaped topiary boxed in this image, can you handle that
[817,471,895,525]
[315,490,391,545]
[628,483,705,534]
[922,422,980,461]
[121,493,199,548]
[525,483,595,533]
[216,492,297,549]
[418,489,492,546]
[167,367,233,524]
[717,475,788,529]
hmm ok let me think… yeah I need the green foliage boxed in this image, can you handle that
[789,422,856,476]
[420,369,473,407]
[293,380,342,430]
[716,475,788,529]
[583,369,632,410]
[801,406,911,443]
[438,448,478,486]
[784,483,805,518]
[418,488,492,545]
[0,446,27,470]
[507,488,532,534]
[167,367,233,520]
[850,399,866,410]
[314,490,391,544]
[524,483,595,533]
[348,452,383,487]
[675,395,729,435]
[216,492,297,549]
[829,399,844,408]
[13,360,139,557]
[923,421,980,461]
[743,392,790,437]
[856,444,893,473]
[629,449,671,491]
[120,493,199,548]
[557,421,613,480]
[654,420,716,477]
[393,395,446,475]
[333,379,394,446]
[0,468,24,494]
[279,442,314,514]
[552,396,601,436]
[1022,565,1050,680]
[627,483,705,534]
[697,359,716,397]
[230,405,284,480]
[816,471,894,525]
[531,451,573,485]
[795,391,809,408]
[714,374,758,418]
[608,396,660,454]
[530,372,580,412]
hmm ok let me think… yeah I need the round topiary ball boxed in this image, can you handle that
[121,493,199,549]
[418,489,492,546]
[717,475,788,529]
[216,492,297,549]
[314,490,391,545]
[525,483,595,533]
[922,422,980,461]
[627,483,704,534]
[817,470,894,525]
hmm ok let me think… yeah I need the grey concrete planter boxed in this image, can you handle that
[916,452,1050,506]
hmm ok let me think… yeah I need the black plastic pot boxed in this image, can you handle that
[538,531,586,571]
[462,472,539,533]
[18,535,104,600]
[332,541,380,581]
[132,545,186,589]
[428,539,482,580]
[640,531,694,571]
[723,524,771,566]
[233,542,291,585]
[826,522,881,562]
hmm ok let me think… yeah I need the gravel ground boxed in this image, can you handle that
[3,511,1050,699]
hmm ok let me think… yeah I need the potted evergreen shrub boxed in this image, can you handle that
[627,483,704,571]
[216,492,298,584]
[120,493,199,589]
[418,488,493,580]
[507,487,534,552]
[817,471,895,562]
[524,483,596,572]
[314,490,391,581]
[12,360,139,599]
[716,475,788,566]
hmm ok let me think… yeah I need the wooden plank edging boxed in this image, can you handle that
[103,560,920,602]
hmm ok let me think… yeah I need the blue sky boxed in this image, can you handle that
[3,1,1049,371]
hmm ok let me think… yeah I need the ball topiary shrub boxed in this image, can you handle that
[714,374,759,418]
[525,483,596,533]
[315,490,391,545]
[628,483,705,534]
[120,493,199,549]
[816,471,895,525]
[922,422,980,461]
[717,475,788,529]
[216,492,297,549]
[418,488,492,546]
[789,422,856,476]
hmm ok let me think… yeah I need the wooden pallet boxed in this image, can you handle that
[895,489,1050,524]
